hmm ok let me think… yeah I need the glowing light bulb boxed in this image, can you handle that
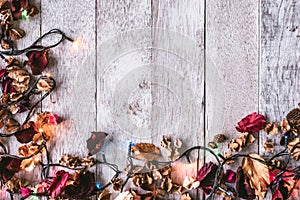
[21,10,29,20]
[72,39,80,49]
[96,182,101,190]
[38,128,44,133]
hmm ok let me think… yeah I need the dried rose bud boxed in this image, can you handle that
[213,134,226,143]
[263,140,275,152]
[264,122,279,135]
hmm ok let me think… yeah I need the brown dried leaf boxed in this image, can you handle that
[287,138,300,160]
[9,28,25,40]
[10,93,22,102]
[111,177,123,191]
[181,193,192,200]
[1,39,12,49]
[5,118,19,132]
[59,154,80,169]
[263,140,274,152]
[132,143,161,161]
[37,77,54,92]
[264,122,279,135]
[8,69,30,93]
[0,93,10,106]
[97,189,111,200]
[86,132,108,156]
[0,108,9,120]
[242,154,270,199]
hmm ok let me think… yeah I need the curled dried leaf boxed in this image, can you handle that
[242,154,270,199]
[37,77,54,92]
[224,153,235,165]
[132,143,161,161]
[80,156,96,168]
[111,177,123,191]
[181,193,192,200]
[287,138,300,160]
[264,122,279,135]
[10,92,22,102]
[97,189,111,200]
[9,28,25,40]
[8,69,30,93]
[1,38,12,49]
[0,108,9,121]
[280,119,291,131]
[0,93,10,105]
[59,154,80,169]
[4,57,19,68]
[228,132,255,152]
[263,140,275,152]
[5,118,19,132]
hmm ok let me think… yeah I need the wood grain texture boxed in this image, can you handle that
[205,0,259,172]
[260,0,300,155]
[151,0,204,199]
[41,0,96,171]
[96,0,152,197]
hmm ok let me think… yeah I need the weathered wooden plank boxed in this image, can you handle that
[41,0,96,170]
[205,0,259,195]
[260,0,299,198]
[96,0,152,196]
[151,0,204,199]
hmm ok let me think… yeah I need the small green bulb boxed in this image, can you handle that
[22,9,29,20]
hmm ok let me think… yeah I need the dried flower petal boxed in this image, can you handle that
[224,169,236,183]
[20,187,32,198]
[59,154,80,169]
[132,143,161,161]
[97,189,111,200]
[47,170,70,198]
[197,161,218,195]
[180,193,192,200]
[25,49,49,75]
[86,132,108,156]
[264,122,279,135]
[37,77,54,92]
[5,118,20,132]
[183,176,200,190]
[236,112,266,133]
[263,140,275,153]
[236,167,255,200]
[9,28,25,40]
[14,122,37,143]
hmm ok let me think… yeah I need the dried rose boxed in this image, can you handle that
[64,171,95,199]
[86,132,108,156]
[14,122,37,143]
[197,161,218,195]
[46,170,70,198]
[224,169,236,183]
[0,157,22,183]
[25,49,49,75]
[236,112,266,133]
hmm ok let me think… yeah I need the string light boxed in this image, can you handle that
[21,10,29,20]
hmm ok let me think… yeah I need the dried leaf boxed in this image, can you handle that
[25,49,49,75]
[132,143,161,161]
[14,122,37,143]
[86,132,108,156]
[5,118,20,132]
[9,28,25,40]
[37,77,54,92]
[183,176,200,190]
[242,154,270,199]
[181,193,192,200]
[98,189,111,200]
[264,122,279,135]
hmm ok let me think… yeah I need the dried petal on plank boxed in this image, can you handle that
[97,189,111,200]
[264,122,279,135]
[228,132,255,152]
[5,118,20,132]
[236,112,266,133]
[180,193,192,200]
[37,77,54,92]
[263,140,275,152]
[86,132,108,156]
[131,143,161,161]
[9,28,25,40]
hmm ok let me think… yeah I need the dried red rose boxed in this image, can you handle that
[64,171,95,199]
[224,169,236,184]
[25,49,49,75]
[236,112,266,133]
[196,161,218,195]
[0,157,22,183]
[14,122,37,143]
[46,170,70,198]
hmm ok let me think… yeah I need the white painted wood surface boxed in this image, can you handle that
[0,0,299,199]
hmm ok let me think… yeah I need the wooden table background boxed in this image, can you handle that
[1,0,299,199]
